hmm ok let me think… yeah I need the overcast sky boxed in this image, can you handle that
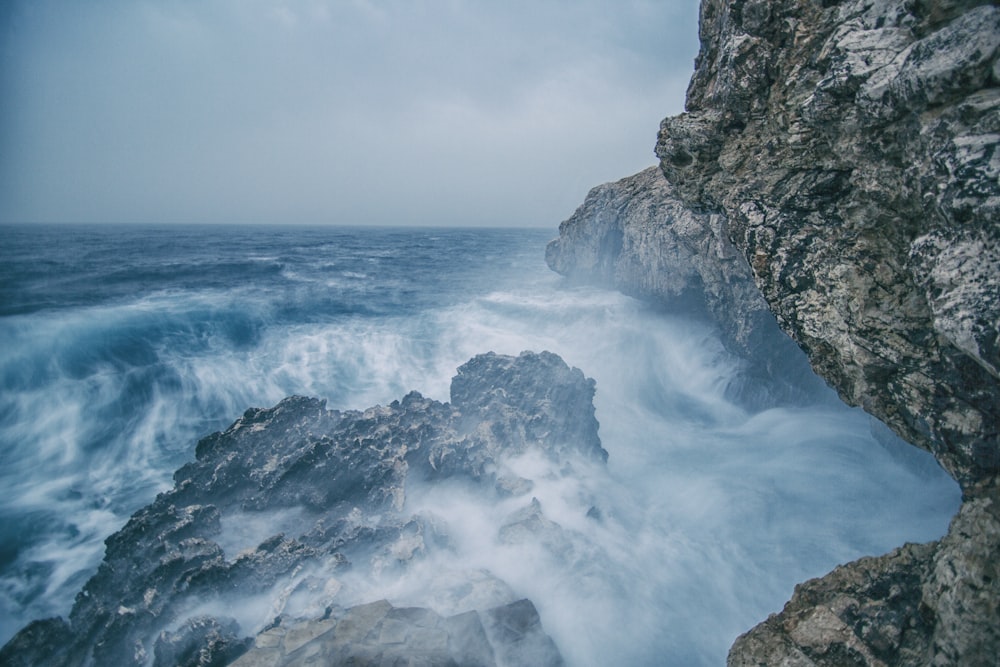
[1,1,700,227]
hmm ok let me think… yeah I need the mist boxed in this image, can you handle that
[0,226,960,664]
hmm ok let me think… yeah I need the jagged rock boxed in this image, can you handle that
[545,165,829,407]
[640,0,999,663]
[729,484,1000,667]
[546,165,772,354]
[547,0,997,662]
[228,598,562,667]
[0,351,591,666]
[153,616,250,667]
[655,0,999,490]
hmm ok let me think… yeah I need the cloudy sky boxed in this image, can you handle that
[1,1,700,227]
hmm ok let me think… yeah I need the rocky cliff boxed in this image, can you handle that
[544,166,829,408]
[1,351,598,667]
[657,0,999,492]
[549,0,998,664]
[545,166,771,354]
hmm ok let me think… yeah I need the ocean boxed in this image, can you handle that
[0,223,961,664]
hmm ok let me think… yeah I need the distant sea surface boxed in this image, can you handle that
[0,223,961,664]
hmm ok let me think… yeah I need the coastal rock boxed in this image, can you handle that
[729,485,1000,667]
[0,351,595,666]
[545,165,830,407]
[228,598,563,667]
[549,0,997,662]
[545,166,772,354]
[643,0,998,663]
[656,0,999,490]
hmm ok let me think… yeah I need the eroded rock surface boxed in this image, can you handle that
[0,351,595,667]
[546,166,772,354]
[729,484,1000,667]
[545,165,828,407]
[646,0,998,663]
[547,0,997,663]
[657,0,999,490]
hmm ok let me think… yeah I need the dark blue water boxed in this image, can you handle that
[0,223,960,665]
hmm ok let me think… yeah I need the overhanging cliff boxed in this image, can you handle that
[549,0,998,664]
[657,0,999,492]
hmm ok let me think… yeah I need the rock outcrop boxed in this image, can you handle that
[657,0,999,664]
[656,0,999,491]
[546,166,772,354]
[729,486,1000,667]
[0,351,596,666]
[545,166,830,408]
[548,0,998,663]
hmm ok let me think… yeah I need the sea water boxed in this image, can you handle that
[0,223,960,664]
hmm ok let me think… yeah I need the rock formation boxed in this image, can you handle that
[549,0,998,664]
[545,166,772,355]
[657,0,999,492]
[545,166,829,408]
[0,351,596,666]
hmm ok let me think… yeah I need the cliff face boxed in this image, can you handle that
[657,0,999,492]
[658,1,1000,664]
[548,0,998,664]
[545,166,772,354]
[544,167,832,408]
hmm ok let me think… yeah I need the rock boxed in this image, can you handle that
[498,498,574,559]
[153,616,251,667]
[546,166,771,354]
[481,599,565,667]
[1,352,587,666]
[545,165,830,407]
[227,598,558,667]
[636,0,999,663]
[728,484,1000,667]
[655,0,999,490]
[548,0,999,662]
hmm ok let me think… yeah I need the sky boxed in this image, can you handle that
[0,1,701,227]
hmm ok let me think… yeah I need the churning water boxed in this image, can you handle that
[0,223,960,664]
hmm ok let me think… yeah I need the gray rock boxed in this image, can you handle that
[655,0,999,490]
[545,165,830,408]
[548,0,1000,662]
[1,352,585,666]
[546,166,771,353]
[637,0,999,663]
[728,484,1000,667]
[153,616,250,667]
[228,598,558,667]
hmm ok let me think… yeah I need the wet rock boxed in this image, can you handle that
[545,165,829,407]
[655,0,999,490]
[729,485,1000,667]
[636,0,998,663]
[153,616,251,667]
[549,0,998,662]
[228,598,557,667]
[546,166,773,355]
[2,352,585,666]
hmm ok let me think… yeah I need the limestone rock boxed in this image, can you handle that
[227,598,560,667]
[545,166,772,354]
[728,485,1000,667]
[640,0,999,663]
[545,166,829,407]
[0,352,589,666]
[656,0,999,490]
